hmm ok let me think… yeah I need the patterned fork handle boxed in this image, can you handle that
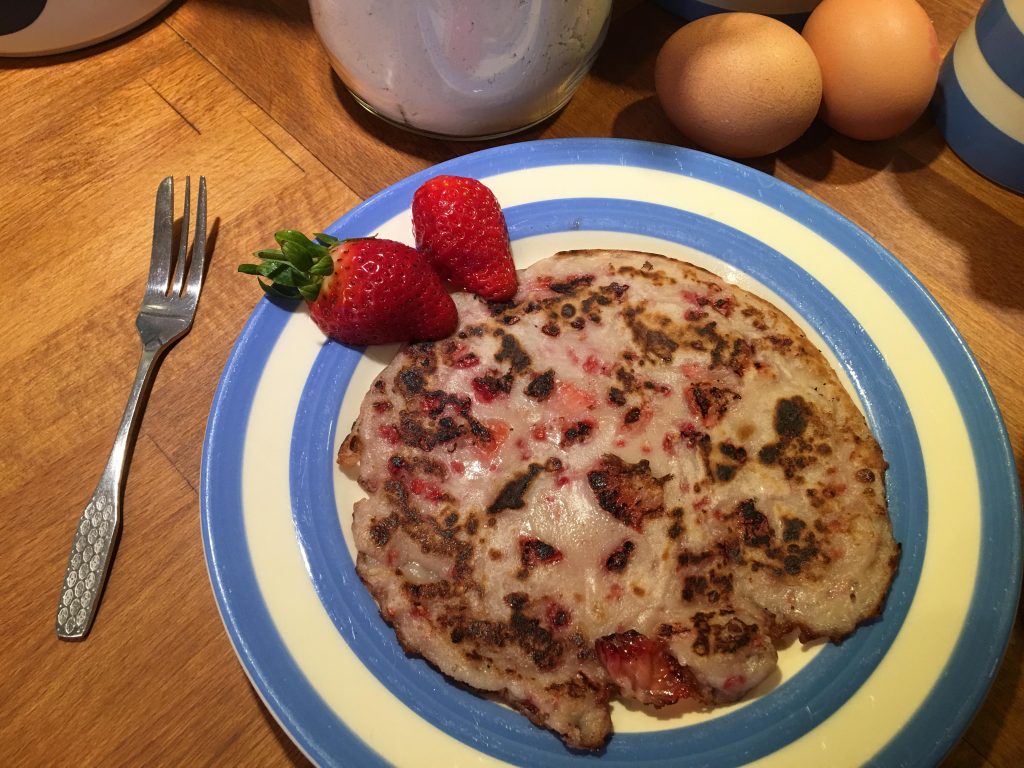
[56,345,161,639]
[57,176,207,640]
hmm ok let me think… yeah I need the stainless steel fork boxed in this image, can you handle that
[56,176,208,640]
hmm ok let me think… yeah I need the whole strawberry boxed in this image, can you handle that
[412,175,518,301]
[239,232,457,346]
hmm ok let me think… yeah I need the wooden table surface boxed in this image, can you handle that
[2,1,1021,765]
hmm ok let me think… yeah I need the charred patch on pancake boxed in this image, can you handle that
[489,463,544,514]
[518,538,564,577]
[734,499,773,548]
[456,324,487,339]
[757,396,823,480]
[562,420,595,447]
[383,480,474,578]
[605,540,635,572]
[404,341,439,369]
[472,371,513,402]
[625,309,679,363]
[775,396,810,438]
[685,383,740,428]
[397,368,426,395]
[691,612,758,657]
[693,322,752,376]
[448,595,565,672]
[369,512,400,547]
[681,570,733,604]
[587,455,671,531]
[713,441,747,483]
[525,369,555,401]
[599,281,630,301]
[495,333,531,373]
[616,262,676,286]
[607,387,627,406]
[397,411,466,452]
[486,298,519,317]
[550,274,595,296]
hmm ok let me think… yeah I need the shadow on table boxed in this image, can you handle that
[890,127,1024,312]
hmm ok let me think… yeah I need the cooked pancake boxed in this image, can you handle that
[339,250,899,750]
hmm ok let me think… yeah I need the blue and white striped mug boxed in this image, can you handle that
[0,0,172,56]
[652,0,821,27]
[933,0,1024,194]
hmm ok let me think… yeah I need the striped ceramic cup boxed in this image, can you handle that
[652,0,821,27]
[933,0,1024,194]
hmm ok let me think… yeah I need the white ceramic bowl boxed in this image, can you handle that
[0,0,173,57]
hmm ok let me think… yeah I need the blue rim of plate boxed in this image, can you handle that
[201,138,1022,767]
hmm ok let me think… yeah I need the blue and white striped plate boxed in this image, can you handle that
[200,138,1021,767]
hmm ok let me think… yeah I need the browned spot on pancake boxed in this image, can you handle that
[495,333,531,373]
[519,538,564,573]
[627,313,679,363]
[605,540,635,572]
[685,383,740,427]
[735,498,773,548]
[616,263,676,286]
[489,464,544,514]
[587,455,671,531]
[758,396,824,480]
[369,513,400,547]
[562,420,595,446]
[383,480,474,578]
[473,371,513,400]
[550,274,595,296]
[525,369,555,401]
[397,368,426,395]
[775,396,811,439]
[486,299,519,317]
[856,468,876,483]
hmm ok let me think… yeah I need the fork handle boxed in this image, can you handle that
[56,344,162,639]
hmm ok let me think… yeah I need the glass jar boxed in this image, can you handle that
[310,0,613,140]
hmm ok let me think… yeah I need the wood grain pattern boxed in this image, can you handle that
[2,0,1021,765]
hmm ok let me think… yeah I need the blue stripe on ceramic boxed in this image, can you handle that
[0,0,46,35]
[292,198,924,766]
[933,54,1024,193]
[200,298,383,767]
[202,139,1021,768]
[975,0,1024,96]
[651,0,817,28]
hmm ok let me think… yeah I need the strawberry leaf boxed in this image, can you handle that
[310,254,335,276]
[241,229,332,305]
[281,240,315,271]
[257,278,300,300]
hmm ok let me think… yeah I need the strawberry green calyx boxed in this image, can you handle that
[238,230,341,302]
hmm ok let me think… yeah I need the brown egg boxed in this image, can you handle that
[803,0,940,141]
[654,13,822,158]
